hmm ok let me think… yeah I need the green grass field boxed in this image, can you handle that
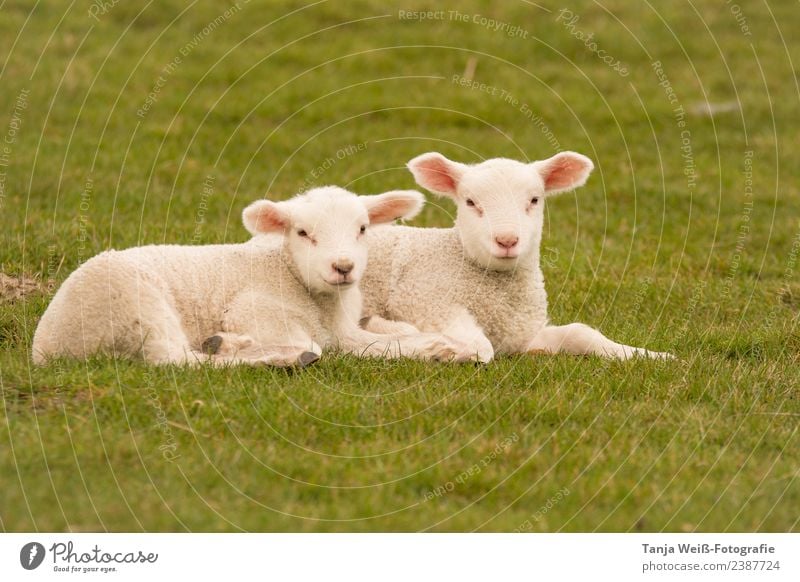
[1,0,798,532]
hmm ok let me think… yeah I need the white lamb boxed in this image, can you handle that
[360,151,671,362]
[32,186,474,367]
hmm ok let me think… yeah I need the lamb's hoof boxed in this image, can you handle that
[201,335,223,355]
[359,316,372,329]
[298,351,320,368]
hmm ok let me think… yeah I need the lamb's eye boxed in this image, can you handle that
[530,197,539,205]
[359,225,367,234]
[297,229,308,238]
[465,199,476,207]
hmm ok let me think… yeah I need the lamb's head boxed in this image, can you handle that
[243,186,424,293]
[408,151,594,271]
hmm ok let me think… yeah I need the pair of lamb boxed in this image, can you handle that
[32,151,669,367]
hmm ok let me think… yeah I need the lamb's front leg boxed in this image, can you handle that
[365,309,495,362]
[360,315,421,336]
[200,332,321,368]
[439,310,495,363]
[337,326,469,362]
[527,323,672,359]
[337,289,489,362]
[342,310,493,363]
[220,291,323,367]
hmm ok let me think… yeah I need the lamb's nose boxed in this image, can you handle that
[333,260,354,276]
[495,235,519,249]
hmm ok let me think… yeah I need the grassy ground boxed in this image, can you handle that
[0,0,798,532]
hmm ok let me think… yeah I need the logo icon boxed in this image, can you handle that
[20,542,46,570]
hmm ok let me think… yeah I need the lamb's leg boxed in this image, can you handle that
[232,342,320,368]
[361,315,420,335]
[337,327,459,361]
[144,341,206,366]
[220,290,323,367]
[137,295,206,366]
[440,310,495,363]
[356,309,493,362]
[337,317,486,363]
[527,323,672,360]
[201,333,321,368]
[200,332,255,357]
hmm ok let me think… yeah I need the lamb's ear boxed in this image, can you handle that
[242,200,290,235]
[407,152,467,197]
[533,152,594,195]
[362,190,425,225]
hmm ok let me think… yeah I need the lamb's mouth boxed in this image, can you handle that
[490,245,520,260]
[327,278,355,287]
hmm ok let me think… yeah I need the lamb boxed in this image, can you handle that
[32,186,475,367]
[360,151,672,362]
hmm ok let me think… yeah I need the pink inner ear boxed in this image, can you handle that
[543,154,590,191]
[415,157,459,193]
[254,206,286,232]
[368,199,408,224]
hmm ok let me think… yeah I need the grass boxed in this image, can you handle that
[0,0,798,532]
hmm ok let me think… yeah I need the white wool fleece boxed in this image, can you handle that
[32,186,476,367]
[363,225,548,355]
[361,152,672,362]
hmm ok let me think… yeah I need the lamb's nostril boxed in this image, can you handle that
[495,235,519,249]
[333,261,354,276]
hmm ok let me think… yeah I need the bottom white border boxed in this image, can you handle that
[2,533,797,581]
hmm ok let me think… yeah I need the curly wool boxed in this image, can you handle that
[362,225,548,354]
